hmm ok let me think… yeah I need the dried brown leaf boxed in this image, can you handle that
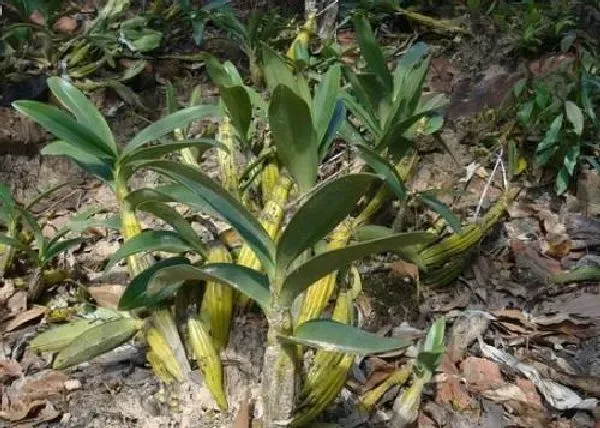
[4,306,45,332]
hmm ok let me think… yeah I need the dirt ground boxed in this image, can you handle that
[2,2,600,427]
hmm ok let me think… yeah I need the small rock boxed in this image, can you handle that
[448,312,491,361]
[515,378,542,409]
[64,379,81,391]
[461,357,504,391]
[53,16,78,33]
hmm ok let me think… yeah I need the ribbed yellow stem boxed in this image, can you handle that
[261,161,280,207]
[291,291,353,426]
[296,221,354,326]
[417,188,519,270]
[217,116,240,200]
[187,316,228,411]
[237,176,292,306]
[359,364,412,412]
[200,245,233,350]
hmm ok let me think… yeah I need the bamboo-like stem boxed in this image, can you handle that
[296,150,419,325]
[262,296,297,427]
[115,173,150,277]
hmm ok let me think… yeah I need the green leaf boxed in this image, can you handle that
[0,234,28,250]
[147,263,271,311]
[53,318,142,369]
[353,225,394,241]
[221,86,252,144]
[127,186,219,218]
[565,100,584,136]
[41,140,114,182]
[123,105,218,156]
[378,111,428,151]
[269,85,318,194]
[119,257,190,310]
[282,320,416,354]
[29,318,111,353]
[136,201,207,257]
[13,101,116,162]
[355,144,406,200]
[16,206,46,257]
[106,231,193,270]
[313,65,342,144]
[42,238,85,266]
[536,114,563,166]
[517,100,535,125]
[282,232,436,302]
[262,45,296,95]
[47,77,117,155]
[389,42,430,125]
[341,92,381,140]
[319,99,346,161]
[417,317,446,373]
[122,139,221,165]
[352,15,392,93]
[564,143,580,175]
[202,53,244,87]
[417,193,462,233]
[142,160,275,271]
[276,173,380,271]
[165,81,179,114]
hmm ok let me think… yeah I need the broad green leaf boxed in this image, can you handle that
[281,320,416,354]
[202,53,244,87]
[119,257,190,310]
[47,77,117,155]
[41,140,114,182]
[122,139,221,164]
[136,201,207,257]
[262,45,296,95]
[148,263,271,311]
[313,65,342,144]
[352,15,392,93]
[355,144,406,201]
[127,185,219,218]
[535,83,551,109]
[536,114,563,166]
[390,42,430,125]
[341,92,381,139]
[353,225,394,241]
[221,86,252,144]
[417,193,462,233]
[282,232,436,302]
[141,160,275,270]
[269,85,318,194]
[343,67,380,118]
[42,238,85,266]
[123,105,218,155]
[13,101,116,161]
[53,317,142,369]
[106,231,193,270]
[276,173,380,271]
[565,100,584,136]
[29,318,109,353]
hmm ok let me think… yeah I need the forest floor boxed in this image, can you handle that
[1,1,600,427]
